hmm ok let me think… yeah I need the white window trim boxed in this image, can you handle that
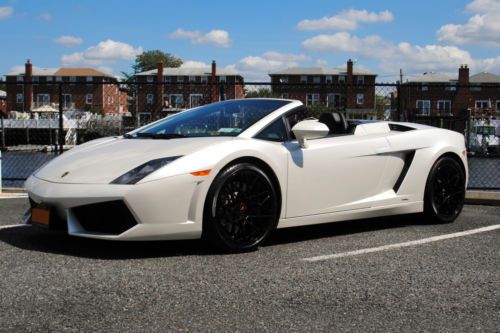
[169,94,184,108]
[219,76,226,83]
[200,76,208,84]
[475,100,489,109]
[86,94,93,105]
[356,93,364,105]
[357,76,364,85]
[164,76,172,83]
[189,76,196,83]
[189,94,203,108]
[300,75,307,83]
[437,100,451,113]
[325,75,333,84]
[146,94,154,104]
[147,76,154,83]
[16,93,23,104]
[416,100,430,115]
[280,76,288,84]
[36,94,50,106]
[338,75,346,83]
[306,93,320,106]
[326,93,341,107]
[313,76,320,84]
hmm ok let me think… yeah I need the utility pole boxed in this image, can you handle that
[400,68,403,83]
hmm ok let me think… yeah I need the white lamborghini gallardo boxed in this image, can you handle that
[25,99,468,251]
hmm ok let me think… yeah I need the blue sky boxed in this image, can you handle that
[1,0,499,81]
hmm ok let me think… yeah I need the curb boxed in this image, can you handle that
[465,191,500,206]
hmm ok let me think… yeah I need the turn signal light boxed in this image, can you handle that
[191,170,211,177]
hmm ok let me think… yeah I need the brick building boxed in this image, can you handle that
[135,61,244,120]
[5,60,127,114]
[0,90,6,116]
[399,65,500,118]
[269,59,377,119]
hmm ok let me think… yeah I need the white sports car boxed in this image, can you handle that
[24,99,468,251]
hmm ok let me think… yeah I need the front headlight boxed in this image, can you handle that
[111,156,182,185]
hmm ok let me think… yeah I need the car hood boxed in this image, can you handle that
[35,136,233,184]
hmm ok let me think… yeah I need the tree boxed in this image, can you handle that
[132,50,182,73]
[245,88,280,98]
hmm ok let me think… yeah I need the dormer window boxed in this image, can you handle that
[357,76,364,85]
[325,75,333,84]
[338,75,346,83]
[300,75,307,83]
[147,76,154,83]
[313,76,320,84]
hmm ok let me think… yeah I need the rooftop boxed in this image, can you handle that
[7,67,113,77]
[407,71,500,83]
[470,72,500,83]
[269,66,376,76]
[135,67,241,77]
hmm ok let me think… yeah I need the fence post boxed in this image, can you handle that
[219,83,225,101]
[58,82,64,154]
[396,81,402,122]
[466,108,472,151]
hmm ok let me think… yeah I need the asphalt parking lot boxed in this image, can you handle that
[0,198,498,332]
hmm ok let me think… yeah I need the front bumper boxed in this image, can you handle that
[24,174,205,241]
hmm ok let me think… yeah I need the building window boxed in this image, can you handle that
[437,100,451,113]
[164,76,171,83]
[189,76,196,83]
[357,76,364,85]
[86,94,93,105]
[306,93,320,106]
[190,94,203,108]
[421,84,428,91]
[219,76,226,83]
[300,75,307,83]
[313,76,320,84]
[325,75,333,84]
[177,76,184,88]
[170,94,184,108]
[32,76,39,85]
[36,94,50,107]
[416,100,430,115]
[356,93,364,105]
[56,76,62,82]
[70,76,76,85]
[280,76,288,84]
[16,93,23,104]
[470,85,481,91]
[327,93,342,108]
[282,93,289,99]
[201,76,208,84]
[17,76,23,82]
[147,76,154,83]
[475,100,489,109]
[146,94,154,104]
[445,84,456,91]
[46,76,53,85]
[338,75,346,83]
[62,94,72,109]
[496,100,500,111]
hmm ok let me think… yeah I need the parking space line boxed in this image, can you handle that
[0,224,30,230]
[302,224,500,262]
[0,194,29,199]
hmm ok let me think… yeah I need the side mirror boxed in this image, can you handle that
[292,120,329,148]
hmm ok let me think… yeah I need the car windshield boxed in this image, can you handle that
[127,99,291,139]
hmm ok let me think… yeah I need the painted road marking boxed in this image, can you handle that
[0,194,28,199]
[0,224,30,230]
[302,224,500,262]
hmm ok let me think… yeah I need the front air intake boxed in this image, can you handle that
[71,200,137,235]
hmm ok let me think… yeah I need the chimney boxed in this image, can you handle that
[154,61,164,118]
[24,59,33,111]
[458,64,469,84]
[347,59,353,84]
[211,60,217,103]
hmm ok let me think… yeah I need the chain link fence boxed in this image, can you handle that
[1,81,499,190]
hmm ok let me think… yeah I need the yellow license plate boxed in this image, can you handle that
[31,207,50,226]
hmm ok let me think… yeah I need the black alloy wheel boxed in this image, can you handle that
[424,156,466,223]
[203,163,279,252]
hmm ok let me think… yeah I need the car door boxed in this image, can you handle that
[284,121,390,218]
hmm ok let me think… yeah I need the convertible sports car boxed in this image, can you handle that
[24,99,468,251]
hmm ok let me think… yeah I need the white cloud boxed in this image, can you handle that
[169,28,232,48]
[55,35,83,47]
[61,40,143,71]
[0,6,14,20]
[297,9,393,31]
[180,60,211,68]
[39,12,52,21]
[227,51,308,81]
[437,0,500,47]
[302,32,500,74]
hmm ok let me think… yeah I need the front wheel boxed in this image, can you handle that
[203,163,279,252]
[424,156,466,223]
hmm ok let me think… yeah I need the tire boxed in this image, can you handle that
[203,162,279,252]
[423,156,466,223]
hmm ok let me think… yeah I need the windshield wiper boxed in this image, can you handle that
[135,132,186,139]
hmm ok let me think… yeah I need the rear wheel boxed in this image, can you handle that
[203,163,279,252]
[424,156,465,223]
